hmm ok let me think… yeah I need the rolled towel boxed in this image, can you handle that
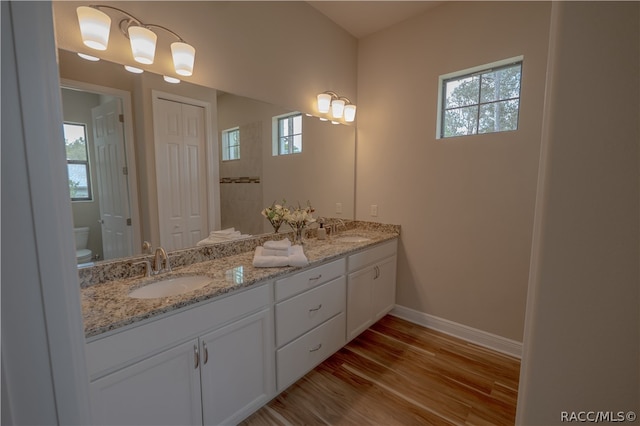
[252,245,308,268]
[264,239,291,250]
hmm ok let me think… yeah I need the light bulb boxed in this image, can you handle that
[128,26,157,64]
[77,6,111,50]
[171,42,196,76]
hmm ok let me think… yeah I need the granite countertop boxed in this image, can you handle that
[81,228,399,339]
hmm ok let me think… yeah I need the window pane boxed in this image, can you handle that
[63,123,88,161]
[68,163,90,199]
[292,134,302,153]
[480,64,521,103]
[478,99,520,134]
[443,106,478,137]
[445,75,479,108]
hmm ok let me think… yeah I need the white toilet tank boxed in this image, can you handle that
[74,227,93,263]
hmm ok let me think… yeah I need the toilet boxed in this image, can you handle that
[74,227,93,264]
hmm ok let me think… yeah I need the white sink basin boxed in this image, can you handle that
[335,235,371,243]
[129,275,212,299]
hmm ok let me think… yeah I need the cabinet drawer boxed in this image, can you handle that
[86,283,271,380]
[276,312,345,392]
[275,258,345,301]
[348,239,397,272]
[275,276,345,347]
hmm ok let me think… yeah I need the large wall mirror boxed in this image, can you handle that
[57,49,356,265]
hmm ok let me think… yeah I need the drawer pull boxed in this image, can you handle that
[309,343,322,352]
[203,342,209,365]
[194,344,199,369]
[309,274,322,281]
[309,304,323,312]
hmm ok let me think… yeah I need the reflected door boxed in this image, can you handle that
[92,99,132,260]
[155,98,208,250]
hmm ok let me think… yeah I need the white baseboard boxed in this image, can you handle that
[389,305,522,359]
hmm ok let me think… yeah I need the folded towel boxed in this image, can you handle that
[196,231,251,246]
[264,239,291,250]
[252,245,308,268]
[262,247,291,257]
[211,227,236,235]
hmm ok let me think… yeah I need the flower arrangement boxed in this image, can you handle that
[261,200,289,233]
[284,201,315,244]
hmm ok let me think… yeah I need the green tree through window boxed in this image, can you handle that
[441,61,522,138]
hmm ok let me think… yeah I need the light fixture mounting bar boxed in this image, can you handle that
[89,4,188,42]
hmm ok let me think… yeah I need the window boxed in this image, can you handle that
[221,127,240,161]
[274,113,302,155]
[63,123,92,201]
[438,57,523,139]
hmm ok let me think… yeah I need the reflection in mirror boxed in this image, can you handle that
[58,49,356,266]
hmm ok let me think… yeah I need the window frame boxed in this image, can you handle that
[436,55,524,139]
[221,126,240,161]
[272,112,303,156]
[63,122,93,202]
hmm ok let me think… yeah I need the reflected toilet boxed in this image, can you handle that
[74,227,93,264]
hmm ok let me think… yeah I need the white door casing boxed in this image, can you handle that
[92,99,133,259]
[154,97,208,250]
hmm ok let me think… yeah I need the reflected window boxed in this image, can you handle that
[63,122,92,201]
[438,58,522,138]
[222,127,240,161]
[274,112,302,155]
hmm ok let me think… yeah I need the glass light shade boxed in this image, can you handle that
[317,93,332,113]
[128,26,157,64]
[77,52,100,61]
[331,99,345,118]
[163,75,181,84]
[77,6,111,50]
[344,104,357,122]
[319,117,329,121]
[171,42,196,76]
[124,65,144,74]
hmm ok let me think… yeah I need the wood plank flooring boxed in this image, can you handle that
[241,315,520,426]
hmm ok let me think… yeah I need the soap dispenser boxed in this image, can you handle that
[317,219,327,240]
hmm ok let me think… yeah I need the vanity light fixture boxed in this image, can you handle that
[76,5,196,76]
[316,91,357,122]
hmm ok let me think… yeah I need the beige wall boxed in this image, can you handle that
[356,1,551,341]
[517,2,639,423]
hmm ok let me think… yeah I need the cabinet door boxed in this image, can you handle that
[346,266,375,341]
[372,255,397,320]
[200,308,274,426]
[90,340,203,426]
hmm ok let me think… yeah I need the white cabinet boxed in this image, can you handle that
[87,284,274,426]
[346,240,397,341]
[200,308,273,426]
[274,259,347,392]
[90,339,203,426]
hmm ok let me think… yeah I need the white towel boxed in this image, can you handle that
[264,239,291,250]
[262,247,291,257]
[196,230,251,246]
[252,245,308,268]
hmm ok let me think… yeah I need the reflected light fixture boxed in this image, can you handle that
[77,52,100,61]
[163,75,181,84]
[76,5,196,76]
[316,91,357,122]
[124,65,144,74]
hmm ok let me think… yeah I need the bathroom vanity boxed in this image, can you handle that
[81,223,399,425]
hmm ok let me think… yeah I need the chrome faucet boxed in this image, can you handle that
[333,219,348,234]
[153,247,172,274]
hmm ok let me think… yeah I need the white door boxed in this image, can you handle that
[92,99,132,259]
[155,98,208,250]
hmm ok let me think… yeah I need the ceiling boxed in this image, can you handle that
[306,1,442,38]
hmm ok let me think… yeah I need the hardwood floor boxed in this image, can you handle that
[242,315,520,426]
